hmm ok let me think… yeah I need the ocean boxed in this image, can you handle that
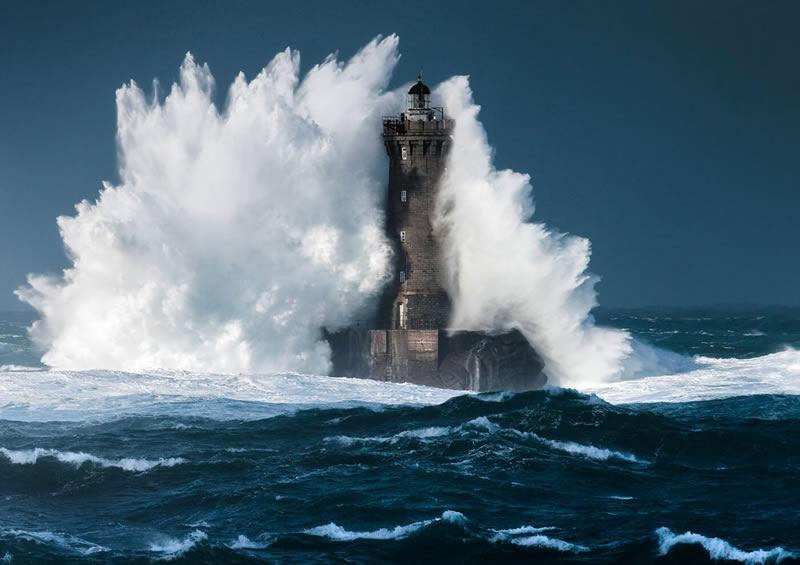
[1,308,799,563]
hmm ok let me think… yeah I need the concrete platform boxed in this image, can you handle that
[326,329,546,392]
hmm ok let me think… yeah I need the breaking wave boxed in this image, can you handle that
[227,534,270,550]
[304,510,585,552]
[519,431,643,463]
[0,447,184,471]
[326,414,644,464]
[148,530,208,558]
[432,78,686,385]
[656,527,795,564]
[304,510,466,542]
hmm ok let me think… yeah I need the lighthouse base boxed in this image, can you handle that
[326,329,546,392]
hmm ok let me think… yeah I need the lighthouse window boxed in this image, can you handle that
[400,230,406,243]
[400,271,406,283]
[401,190,407,202]
[401,146,407,160]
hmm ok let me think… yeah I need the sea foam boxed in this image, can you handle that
[489,524,588,552]
[0,368,460,422]
[304,510,467,541]
[0,447,184,471]
[586,348,800,404]
[326,415,642,465]
[0,528,108,556]
[656,527,795,564]
[227,534,270,550]
[524,432,642,463]
[148,530,207,558]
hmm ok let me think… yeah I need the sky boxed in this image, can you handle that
[0,0,798,310]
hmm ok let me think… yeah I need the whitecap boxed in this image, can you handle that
[441,510,468,523]
[1,553,11,563]
[328,415,508,447]
[0,365,42,372]
[228,534,269,549]
[508,535,588,552]
[532,434,641,463]
[304,510,465,541]
[464,416,501,433]
[656,527,795,564]
[491,525,558,536]
[0,447,184,471]
[149,529,207,558]
[608,495,634,500]
[0,528,108,555]
[397,426,453,440]
[304,520,430,541]
[326,425,454,446]
[224,447,278,453]
[329,416,642,464]
[488,525,587,552]
[508,431,642,463]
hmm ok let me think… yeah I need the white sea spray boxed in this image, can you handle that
[15,36,678,387]
[16,37,401,375]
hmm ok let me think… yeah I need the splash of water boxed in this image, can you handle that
[434,78,663,385]
[17,37,401,373]
[16,35,669,385]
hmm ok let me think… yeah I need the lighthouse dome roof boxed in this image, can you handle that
[408,77,430,96]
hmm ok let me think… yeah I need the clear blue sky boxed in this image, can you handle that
[1,0,798,310]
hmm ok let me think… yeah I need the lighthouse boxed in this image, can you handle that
[381,76,452,330]
[327,75,546,392]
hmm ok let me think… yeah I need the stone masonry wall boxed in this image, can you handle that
[383,118,453,330]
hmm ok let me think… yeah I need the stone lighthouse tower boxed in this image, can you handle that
[326,75,546,392]
[381,76,453,330]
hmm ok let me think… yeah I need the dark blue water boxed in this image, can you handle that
[1,309,799,563]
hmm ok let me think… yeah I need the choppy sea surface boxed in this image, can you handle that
[1,308,799,563]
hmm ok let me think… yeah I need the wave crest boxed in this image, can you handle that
[0,447,184,471]
[149,530,207,558]
[0,528,108,556]
[656,527,795,564]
